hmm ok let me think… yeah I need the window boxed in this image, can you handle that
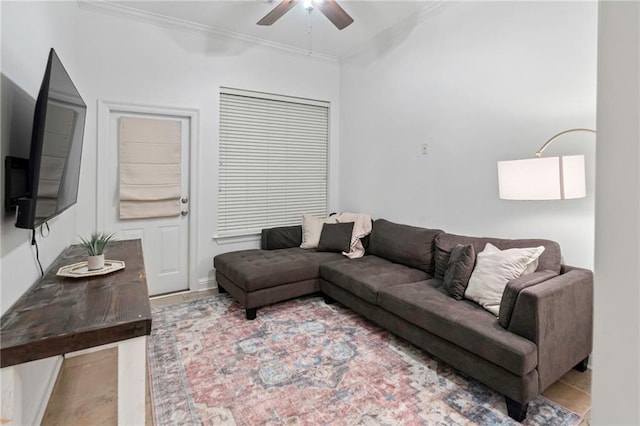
[217,88,329,237]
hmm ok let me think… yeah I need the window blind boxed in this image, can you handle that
[217,88,329,237]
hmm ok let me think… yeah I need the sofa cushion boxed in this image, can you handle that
[261,225,302,250]
[320,255,429,305]
[317,222,354,253]
[214,248,343,292]
[300,214,337,249]
[465,243,545,316]
[368,219,443,274]
[434,233,562,279]
[378,280,538,376]
[443,244,475,300]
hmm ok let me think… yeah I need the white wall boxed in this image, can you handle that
[74,5,341,288]
[339,2,597,269]
[1,2,81,423]
[592,2,640,424]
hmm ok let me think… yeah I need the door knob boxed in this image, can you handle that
[181,197,189,204]
[181,210,188,216]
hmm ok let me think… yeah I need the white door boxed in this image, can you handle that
[105,111,191,296]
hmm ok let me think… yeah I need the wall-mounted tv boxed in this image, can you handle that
[5,48,87,229]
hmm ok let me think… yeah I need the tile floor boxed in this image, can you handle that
[41,290,591,425]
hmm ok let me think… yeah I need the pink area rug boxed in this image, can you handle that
[148,294,581,425]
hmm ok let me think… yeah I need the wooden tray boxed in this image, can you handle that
[56,260,125,278]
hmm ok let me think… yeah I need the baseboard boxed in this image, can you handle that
[198,276,217,291]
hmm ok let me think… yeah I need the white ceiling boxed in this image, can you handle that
[105,1,436,59]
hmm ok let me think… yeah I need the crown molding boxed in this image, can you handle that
[339,0,446,62]
[76,0,338,62]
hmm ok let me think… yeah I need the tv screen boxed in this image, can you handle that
[15,48,87,229]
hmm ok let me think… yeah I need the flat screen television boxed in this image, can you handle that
[7,48,87,229]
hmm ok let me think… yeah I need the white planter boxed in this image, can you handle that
[87,254,105,270]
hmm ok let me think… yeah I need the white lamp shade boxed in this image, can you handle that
[497,155,586,200]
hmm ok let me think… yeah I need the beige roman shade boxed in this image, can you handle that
[119,116,181,219]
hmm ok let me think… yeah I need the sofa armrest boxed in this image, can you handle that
[508,265,593,391]
[260,225,303,250]
[499,270,559,329]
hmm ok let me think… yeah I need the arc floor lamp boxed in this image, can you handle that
[497,128,596,200]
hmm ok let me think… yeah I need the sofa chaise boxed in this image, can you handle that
[213,218,593,421]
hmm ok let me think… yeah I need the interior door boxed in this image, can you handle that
[106,111,190,296]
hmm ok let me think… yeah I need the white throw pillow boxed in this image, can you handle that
[300,214,337,249]
[464,243,545,316]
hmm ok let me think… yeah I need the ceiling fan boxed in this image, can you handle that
[257,0,354,30]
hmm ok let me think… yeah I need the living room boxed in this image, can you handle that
[1,1,638,425]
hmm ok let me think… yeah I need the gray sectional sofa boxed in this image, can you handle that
[213,218,593,421]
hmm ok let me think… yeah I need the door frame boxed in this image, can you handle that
[97,100,200,292]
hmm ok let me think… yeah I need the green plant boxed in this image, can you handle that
[78,232,116,256]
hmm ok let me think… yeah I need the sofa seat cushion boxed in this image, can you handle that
[320,255,430,305]
[214,248,343,292]
[378,280,538,376]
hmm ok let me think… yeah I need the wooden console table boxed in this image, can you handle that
[0,239,151,425]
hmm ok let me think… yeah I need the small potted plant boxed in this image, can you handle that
[79,232,116,270]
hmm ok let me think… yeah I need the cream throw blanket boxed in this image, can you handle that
[335,212,372,258]
[119,117,182,219]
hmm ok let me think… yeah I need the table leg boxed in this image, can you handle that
[118,336,147,425]
[0,366,22,425]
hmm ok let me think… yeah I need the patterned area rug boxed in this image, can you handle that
[148,294,581,425]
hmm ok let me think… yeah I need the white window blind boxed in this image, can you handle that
[217,88,329,237]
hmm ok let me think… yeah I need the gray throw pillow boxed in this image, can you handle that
[317,222,354,253]
[263,225,302,250]
[443,244,476,300]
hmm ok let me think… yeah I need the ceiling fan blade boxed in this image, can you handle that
[316,0,354,30]
[257,0,299,26]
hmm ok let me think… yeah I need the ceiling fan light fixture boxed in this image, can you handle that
[302,0,314,11]
[257,0,353,30]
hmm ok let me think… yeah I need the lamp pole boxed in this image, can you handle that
[535,128,596,158]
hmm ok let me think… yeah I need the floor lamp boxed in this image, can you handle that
[497,128,596,200]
